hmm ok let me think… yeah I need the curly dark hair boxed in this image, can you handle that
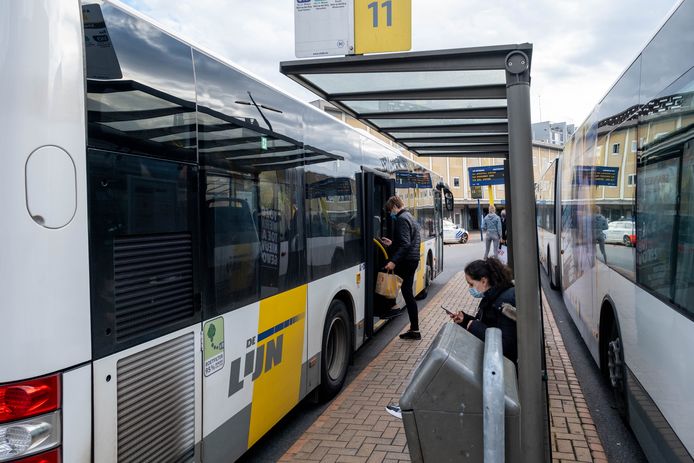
[464,257,513,288]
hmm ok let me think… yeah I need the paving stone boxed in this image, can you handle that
[279,273,607,462]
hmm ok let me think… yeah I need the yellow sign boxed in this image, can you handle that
[354,0,411,54]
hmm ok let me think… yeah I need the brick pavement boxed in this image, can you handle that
[543,291,607,463]
[280,272,607,463]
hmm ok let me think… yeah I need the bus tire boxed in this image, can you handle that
[548,248,558,290]
[417,254,433,300]
[603,314,628,421]
[317,298,351,401]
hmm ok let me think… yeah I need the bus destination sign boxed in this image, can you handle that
[574,166,619,187]
[468,165,505,187]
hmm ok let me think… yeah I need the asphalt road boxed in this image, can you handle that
[238,239,485,462]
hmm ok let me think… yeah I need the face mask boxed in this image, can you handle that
[469,287,485,298]
[390,212,397,220]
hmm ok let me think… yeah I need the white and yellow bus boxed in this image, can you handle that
[0,1,449,462]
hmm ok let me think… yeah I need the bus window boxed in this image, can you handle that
[204,174,260,313]
[306,170,361,279]
[637,156,679,300]
[259,169,306,298]
[675,142,694,310]
[85,4,196,162]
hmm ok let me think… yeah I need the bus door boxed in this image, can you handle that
[434,189,444,274]
[361,169,394,338]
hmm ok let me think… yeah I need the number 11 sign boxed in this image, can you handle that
[354,0,411,54]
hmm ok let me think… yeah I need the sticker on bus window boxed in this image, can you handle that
[204,317,225,377]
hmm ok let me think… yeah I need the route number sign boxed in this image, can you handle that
[295,0,411,57]
[354,0,411,54]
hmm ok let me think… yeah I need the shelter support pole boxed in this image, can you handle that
[505,51,547,463]
[488,186,495,207]
[478,199,483,241]
[503,159,514,270]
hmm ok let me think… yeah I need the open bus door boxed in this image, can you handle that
[361,168,394,338]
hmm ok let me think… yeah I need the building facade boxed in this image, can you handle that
[311,101,564,230]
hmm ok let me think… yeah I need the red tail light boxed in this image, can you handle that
[11,448,60,463]
[0,375,60,423]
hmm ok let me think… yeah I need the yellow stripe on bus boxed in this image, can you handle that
[415,242,426,294]
[247,284,307,447]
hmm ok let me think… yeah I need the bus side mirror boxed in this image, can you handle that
[444,191,454,211]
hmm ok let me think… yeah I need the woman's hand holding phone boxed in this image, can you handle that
[442,306,465,323]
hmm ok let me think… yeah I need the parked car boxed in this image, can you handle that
[604,220,635,246]
[443,220,469,244]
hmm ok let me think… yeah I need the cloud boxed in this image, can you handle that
[122,0,676,125]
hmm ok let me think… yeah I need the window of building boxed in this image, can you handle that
[631,140,638,152]
[612,143,621,155]
[453,177,460,188]
[627,174,636,186]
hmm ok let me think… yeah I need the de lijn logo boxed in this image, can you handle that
[228,334,283,397]
[204,318,225,377]
[226,313,302,397]
[297,0,311,3]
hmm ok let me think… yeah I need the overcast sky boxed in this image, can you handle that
[122,0,678,127]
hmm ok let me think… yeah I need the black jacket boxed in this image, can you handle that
[459,285,517,363]
[389,209,421,264]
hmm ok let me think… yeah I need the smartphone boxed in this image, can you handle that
[441,305,454,315]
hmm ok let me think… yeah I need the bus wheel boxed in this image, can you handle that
[417,256,433,300]
[548,249,558,290]
[607,323,628,419]
[317,299,351,401]
[622,235,631,247]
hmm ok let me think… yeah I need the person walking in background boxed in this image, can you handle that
[381,196,422,340]
[497,208,509,264]
[482,205,502,259]
[593,205,609,262]
[499,208,508,246]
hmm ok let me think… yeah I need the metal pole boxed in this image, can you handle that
[503,159,514,270]
[478,198,483,241]
[505,50,546,463]
[483,328,505,463]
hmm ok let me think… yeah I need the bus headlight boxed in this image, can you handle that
[0,411,60,461]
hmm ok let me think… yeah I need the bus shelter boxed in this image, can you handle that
[281,43,547,462]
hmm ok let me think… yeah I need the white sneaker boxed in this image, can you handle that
[385,403,402,419]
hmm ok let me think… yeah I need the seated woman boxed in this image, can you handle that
[450,258,518,363]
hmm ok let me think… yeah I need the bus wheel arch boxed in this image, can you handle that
[427,251,433,285]
[316,291,353,401]
[417,252,434,300]
[599,299,628,420]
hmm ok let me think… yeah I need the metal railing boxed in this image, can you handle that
[483,328,505,463]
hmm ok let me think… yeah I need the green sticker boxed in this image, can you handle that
[204,317,225,377]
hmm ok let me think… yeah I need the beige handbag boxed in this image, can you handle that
[375,270,403,299]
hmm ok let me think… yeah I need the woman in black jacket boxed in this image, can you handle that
[449,258,517,363]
